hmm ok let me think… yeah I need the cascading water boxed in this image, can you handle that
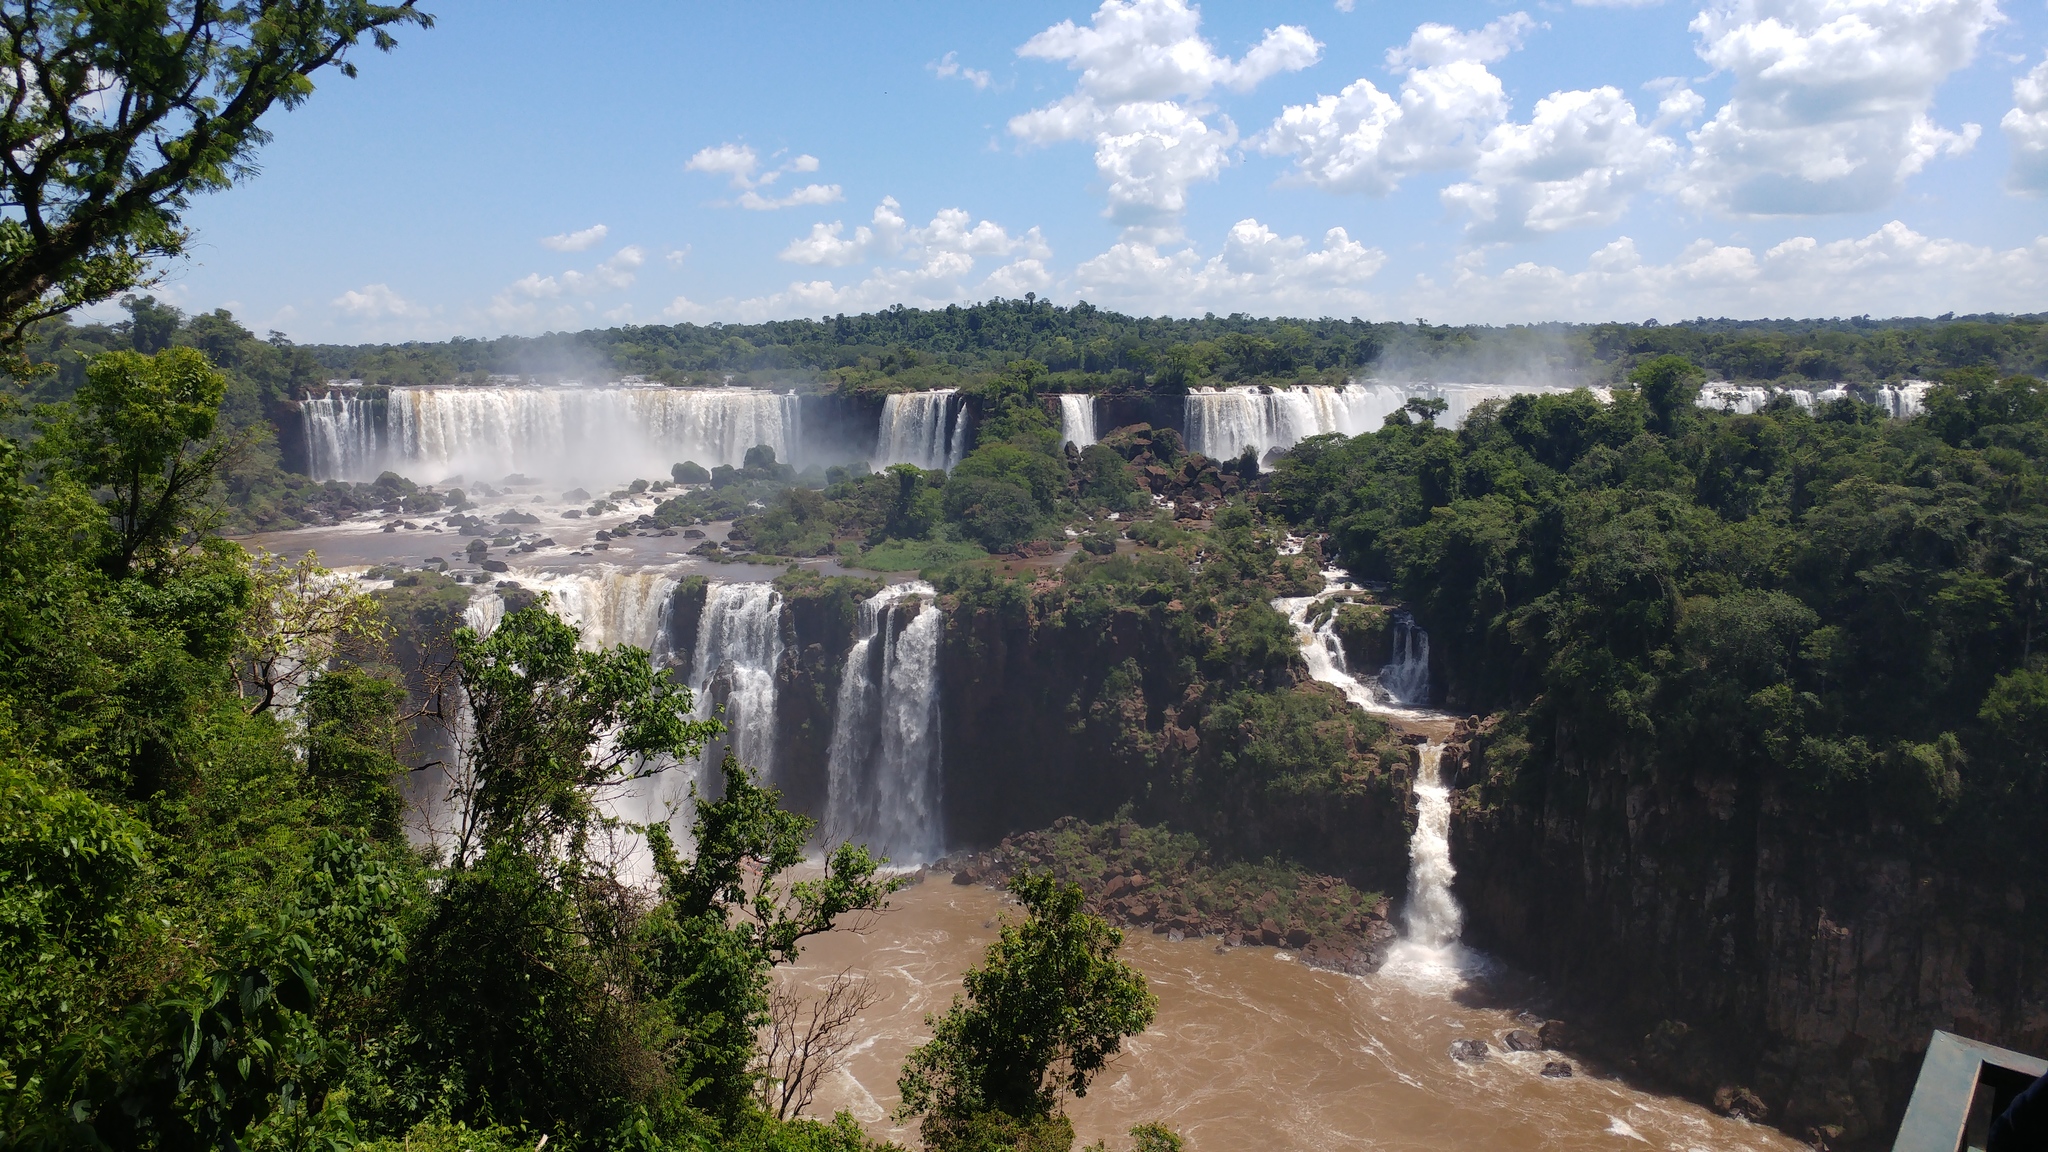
[1057,394,1098,448]
[688,582,786,783]
[873,391,970,470]
[1379,611,1431,707]
[1275,588,1435,717]
[1183,382,1583,461]
[1275,575,1478,986]
[823,581,944,864]
[1403,743,1462,949]
[517,568,682,660]
[302,384,802,482]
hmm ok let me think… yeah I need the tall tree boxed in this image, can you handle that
[0,1,431,353]
[897,872,1155,1151]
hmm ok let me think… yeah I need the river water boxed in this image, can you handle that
[786,877,1804,1152]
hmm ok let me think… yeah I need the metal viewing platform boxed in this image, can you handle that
[1894,1031,2047,1152]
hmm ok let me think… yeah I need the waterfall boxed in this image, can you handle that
[1403,743,1462,949]
[1275,589,1435,717]
[823,581,944,864]
[302,384,803,482]
[873,391,970,470]
[1057,394,1098,448]
[688,582,786,782]
[1873,380,1934,419]
[1182,382,1583,461]
[1379,611,1431,707]
[517,568,682,660]
[463,592,505,638]
[1696,385,1774,415]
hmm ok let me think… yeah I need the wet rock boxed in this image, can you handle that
[480,559,509,573]
[1259,919,1283,946]
[1504,1029,1543,1052]
[1541,1061,1574,1078]
[1713,1085,1769,1122]
[1284,927,1311,949]
[1448,1039,1489,1063]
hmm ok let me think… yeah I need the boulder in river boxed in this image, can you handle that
[1504,1029,1543,1052]
[1541,1061,1574,1078]
[1448,1039,1488,1063]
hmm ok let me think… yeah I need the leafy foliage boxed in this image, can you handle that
[0,1,431,350]
[897,873,1154,1149]
[1272,365,2048,866]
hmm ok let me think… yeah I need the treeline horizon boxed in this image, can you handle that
[280,297,2048,394]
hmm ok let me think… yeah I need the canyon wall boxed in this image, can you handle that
[1452,726,2048,1147]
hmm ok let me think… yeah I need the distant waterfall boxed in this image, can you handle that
[824,582,944,864]
[1276,590,1435,717]
[1379,611,1431,707]
[1404,743,1462,949]
[873,391,971,470]
[1056,395,1098,448]
[302,384,803,482]
[688,582,786,782]
[1183,382,1582,461]
[1697,381,1930,417]
[518,568,683,661]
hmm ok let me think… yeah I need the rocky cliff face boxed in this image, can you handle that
[935,583,1415,893]
[771,574,879,819]
[1452,720,2048,1148]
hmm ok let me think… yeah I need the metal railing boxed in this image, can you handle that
[1894,1031,2047,1152]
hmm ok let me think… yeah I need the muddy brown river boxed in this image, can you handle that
[787,877,1804,1152]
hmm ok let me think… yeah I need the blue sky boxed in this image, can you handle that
[145,0,2048,342]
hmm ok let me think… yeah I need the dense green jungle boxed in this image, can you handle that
[8,3,2048,1150]
[8,290,2048,1150]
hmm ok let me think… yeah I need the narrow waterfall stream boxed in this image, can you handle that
[823,581,944,864]
[688,582,786,784]
[1056,394,1098,447]
[1276,573,1480,986]
[1402,743,1461,949]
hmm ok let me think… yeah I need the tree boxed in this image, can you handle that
[757,972,883,1121]
[640,752,900,1124]
[444,600,718,862]
[1627,353,1705,433]
[897,872,1156,1150]
[32,345,230,576]
[233,549,385,716]
[0,0,432,352]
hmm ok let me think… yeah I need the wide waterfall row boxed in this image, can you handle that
[1183,382,1583,461]
[303,384,803,482]
[1697,380,1932,418]
[457,570,946,864]
[873,390,972,471]
[1056,394,1098,448]
[824,582,945,864]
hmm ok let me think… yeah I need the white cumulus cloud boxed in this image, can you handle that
[2004,55,2048,196]
[737,183,844,211]
[673,200,1051,322]
[685,142,761,188]
[1444,86,1676,239]
[1072,218,1386,315]
[1401,221,2048,322]
[540,224,609,252]
[931,50,993,90]
[1257,15,1531,197]
[332,283,417,319]
[1680,0,1997,215]
[1012,0,1319,225]
[687,143,843,208]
